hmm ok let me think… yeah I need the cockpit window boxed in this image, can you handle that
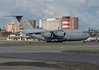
[83,31,88,33]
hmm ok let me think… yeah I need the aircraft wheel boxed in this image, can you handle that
[55,41,63,43]
[46,41,53,43]
[58,41,63,43]
[83,40,86,43]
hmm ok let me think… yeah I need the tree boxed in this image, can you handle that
[1,32,12,36]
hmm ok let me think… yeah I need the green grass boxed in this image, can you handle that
[56,61,99,70]
[0,61,99,70]
[62,50,99,54]
[0,62,60,68]
[0,41,99,46]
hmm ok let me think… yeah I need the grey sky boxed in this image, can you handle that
[0,0,99,29]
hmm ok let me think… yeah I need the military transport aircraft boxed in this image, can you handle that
[10,15,90,43]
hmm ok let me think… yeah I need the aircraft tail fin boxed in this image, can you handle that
[7,15,33,30]
[15,15,33,29]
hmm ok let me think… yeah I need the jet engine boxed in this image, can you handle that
[54,32,66,37]
[42,32,53,38]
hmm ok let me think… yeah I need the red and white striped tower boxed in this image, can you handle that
[62,19,70,30]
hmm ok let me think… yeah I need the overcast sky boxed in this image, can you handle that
[0,0,99,29]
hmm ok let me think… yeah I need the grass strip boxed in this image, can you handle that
[56,61,99,70]
[0,41,99,46]
[0,61,99,70]
[0,62,61,68]
[62,50,99,54]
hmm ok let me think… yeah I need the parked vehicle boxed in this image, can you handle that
[85,37,99,42]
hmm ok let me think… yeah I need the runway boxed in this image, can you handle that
[0,43,99,65]
[0,52,99,65]
[0,44,99,53]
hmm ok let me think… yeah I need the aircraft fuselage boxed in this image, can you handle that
[22,29,90,42]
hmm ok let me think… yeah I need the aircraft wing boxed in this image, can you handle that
[21,29,63,34]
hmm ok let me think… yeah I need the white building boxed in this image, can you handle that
[39,18,62,30]
[39,17,79,30]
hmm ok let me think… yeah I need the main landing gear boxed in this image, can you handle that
[46,41,63,43]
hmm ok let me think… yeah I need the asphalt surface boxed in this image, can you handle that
[0,52,99,65]
[0,44,99,53]
[0,43,99,65]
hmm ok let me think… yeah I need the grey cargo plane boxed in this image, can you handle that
[11,15,90,43]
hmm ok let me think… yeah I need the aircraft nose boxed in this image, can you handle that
[86,33,90,38]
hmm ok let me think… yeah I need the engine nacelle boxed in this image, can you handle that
[54,32,66,37]
[42,32,53,38]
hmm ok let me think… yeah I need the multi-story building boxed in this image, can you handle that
[73,17,79,29]
[39,18,62,30]
[62,16,79,30]
[39,16,79,30]
[6,20,36,32]
[28,20,36,28]
[6,22,21,32]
